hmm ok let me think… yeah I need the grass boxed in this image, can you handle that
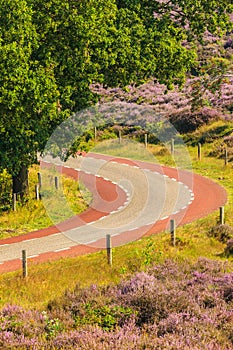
[0,123,233,310]
[0,165,91,240]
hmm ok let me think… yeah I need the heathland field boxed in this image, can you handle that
[0,120,233,349]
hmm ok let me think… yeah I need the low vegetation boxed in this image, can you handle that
[0,121,233,349]
[0,258,232,349]
[0,166,91,240]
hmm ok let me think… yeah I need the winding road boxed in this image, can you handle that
[0,153,227,273]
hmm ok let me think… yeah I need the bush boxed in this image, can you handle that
[209,134,233,160]
[208,224,233,243]
[169,107,220,133]
[0,170,12,211]
[225,239,233,256]
[1,259,233,349]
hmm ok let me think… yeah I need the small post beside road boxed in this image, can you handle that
[170,219,176,247]
[94,126,97,142]
[106,234,112,266]
[13,193,17,211]
[145,133,148,148]
[54,176,59,189]
[38,172,42,188]
[219,206,225,225]
[224,148,228,166]
[22,250,27,278]
[35,184,40,200]
[198,143,201,160]
[171,139,174,156]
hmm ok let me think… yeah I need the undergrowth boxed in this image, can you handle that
[0,121,233,349]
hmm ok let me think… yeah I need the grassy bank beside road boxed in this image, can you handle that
[0,135,232,310]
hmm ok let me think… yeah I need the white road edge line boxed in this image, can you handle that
[54,247,70,252]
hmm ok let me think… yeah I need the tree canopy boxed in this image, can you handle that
[0,0,232,197]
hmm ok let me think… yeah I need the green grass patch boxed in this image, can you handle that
[0,134,233,309]
[0,165,91,240]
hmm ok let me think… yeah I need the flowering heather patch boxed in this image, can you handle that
[91,27,233,134]
[210,134,233,161]
[91,77,233,134]
[208,224,233,243]
[0,258,233,349]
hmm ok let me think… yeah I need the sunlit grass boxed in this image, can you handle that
[0,134,232,310]
[0,165,91,240]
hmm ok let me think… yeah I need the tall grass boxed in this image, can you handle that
[0,135,232,310]
[0,165,91,240]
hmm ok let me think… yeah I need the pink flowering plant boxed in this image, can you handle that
[0,258,232,349]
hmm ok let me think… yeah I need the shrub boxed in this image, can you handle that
[208,224,233,243]
[1,259,233,349]
[169,107,220,133]
[0,170,12,211]
[225,239,233,256]
[209,134,233,160]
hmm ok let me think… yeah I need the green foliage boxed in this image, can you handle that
[0,0,62,189]
[74,303,134,331]
[42,311,63,339]
[0,0,232,196]
[141,238,162,266]
[0,170,12,211]
[117,0,233,38]
[184,121,233,146]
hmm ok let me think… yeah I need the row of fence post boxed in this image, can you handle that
[20,205,225,277]
[197,142,228,164]
[12,173,59,210]
[12,138,230,211]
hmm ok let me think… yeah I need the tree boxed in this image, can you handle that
[29,0,119,112]
[114,0,233,88]
[0,0,61,197]
[0,0,232,200]
[0,0,120,198]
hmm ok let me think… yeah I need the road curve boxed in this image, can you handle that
[0,154,227,273]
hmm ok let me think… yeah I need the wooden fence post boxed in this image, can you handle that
[119,130,122,144]
[35,184,40,200]
[37,172,42,188]
[145,133,148,148]
[94,126,97,142]
[170,219,176,246]
[54,176,59,189]
[198,143,202,160]
[224,148,228,166]
[22,250,27,278]
[13,193,17,211]
[171,139,174,156]
[106,234,112,266]
[219,206,225,225]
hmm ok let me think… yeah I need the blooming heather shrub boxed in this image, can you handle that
[0,305,45,338]
[208,224,233,243]
[169,107,220,133]
[224,37,233,49]
[0,258,233,349]
[51,321,144,350]
[91,75,233,135]
[225,239,233,256]
[224,135,233,148]
[209,132,233,160]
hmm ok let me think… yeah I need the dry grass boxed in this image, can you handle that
[0,136,232,310]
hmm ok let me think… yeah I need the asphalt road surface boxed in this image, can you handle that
[0,153,227,273]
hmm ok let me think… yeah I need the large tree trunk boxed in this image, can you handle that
[12,165,29,200]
